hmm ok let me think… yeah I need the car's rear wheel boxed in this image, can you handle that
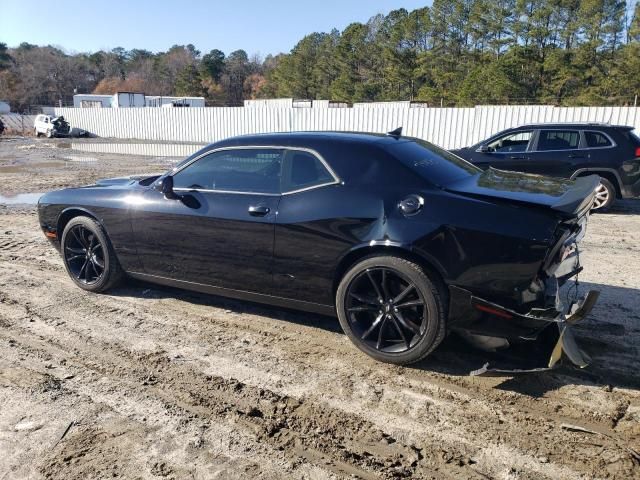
[592,178,615,211]
[34,129,41,138]
[61,216,123,292]
[336,256,446,365]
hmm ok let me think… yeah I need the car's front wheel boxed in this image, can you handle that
[336,255,446,365]
[592,178,616,211]
[61,216,123,292]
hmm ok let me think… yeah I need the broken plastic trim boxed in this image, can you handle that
[471,296,564,324]
[470,290,599,376]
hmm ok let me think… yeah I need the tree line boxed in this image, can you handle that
[1,0,639,111]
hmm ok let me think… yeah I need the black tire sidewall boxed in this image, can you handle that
[336,256,445,365]
[61,217,117,292]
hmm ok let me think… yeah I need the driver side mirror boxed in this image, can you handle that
[160,176,180,200]
[478,145,491,153]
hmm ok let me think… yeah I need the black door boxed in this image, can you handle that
[472,130,534,171]
[132,148,283,293]
[525,129,582,178]
[272,149,351,306]
[578,129,617,173]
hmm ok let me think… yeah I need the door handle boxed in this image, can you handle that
[508,155,527,160]
[568,154,584,159]
[248,205,270,216]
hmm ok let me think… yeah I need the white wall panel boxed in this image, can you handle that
[53,106,640,150]
[0,114,35,130]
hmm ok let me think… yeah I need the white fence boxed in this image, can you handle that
[0,114,36,132]
[51,105,640,149]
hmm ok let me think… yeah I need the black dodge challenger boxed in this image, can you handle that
[38,131,600,371]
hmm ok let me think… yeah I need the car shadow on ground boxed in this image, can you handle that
[601,198,640,215]
[107,278,640,396]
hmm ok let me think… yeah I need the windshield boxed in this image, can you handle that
[385,138,481,186]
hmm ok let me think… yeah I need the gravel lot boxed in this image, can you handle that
[0,136,639,479]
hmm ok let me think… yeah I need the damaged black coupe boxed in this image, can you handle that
[37,131,599,371]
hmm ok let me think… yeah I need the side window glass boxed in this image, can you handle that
[487,131,532,153]
[584,131,612,148]
[538,130,580,151]
[282,150,335,193]
[173,149,283,194]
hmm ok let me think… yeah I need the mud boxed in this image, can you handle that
[0,136,639,479]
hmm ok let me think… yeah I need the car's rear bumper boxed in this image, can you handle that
[450,285,599,375]
[448,212,600,374]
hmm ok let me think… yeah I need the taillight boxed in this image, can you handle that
[635,146,640,158]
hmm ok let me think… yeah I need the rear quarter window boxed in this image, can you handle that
[386,139,480,187]
[584,131,613,148]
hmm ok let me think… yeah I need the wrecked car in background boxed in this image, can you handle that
[37,130,599,374]
[34,114,87,138]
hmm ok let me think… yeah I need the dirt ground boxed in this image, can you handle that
[0,136,639,480]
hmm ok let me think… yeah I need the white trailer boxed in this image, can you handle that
[146,96,205,108]
[73,94,112,108]
[244,98,294,108]
[113,92,146,108]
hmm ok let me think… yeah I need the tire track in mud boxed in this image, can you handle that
[1,255,637,479]
[0,320,472,480]
[0,357,305,480]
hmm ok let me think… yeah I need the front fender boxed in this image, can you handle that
[37,187,142,271]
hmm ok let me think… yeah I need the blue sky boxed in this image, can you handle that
[0,0,430,56]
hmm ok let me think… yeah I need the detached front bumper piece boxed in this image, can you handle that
[469,290,600,376]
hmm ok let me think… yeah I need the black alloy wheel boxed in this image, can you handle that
[61,216,122,292]
[64,224,105,284]
[336,256,446,364]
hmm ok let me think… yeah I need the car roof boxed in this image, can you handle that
[511,122,632,130]
[211,131,406,148]
[175,131,419,181]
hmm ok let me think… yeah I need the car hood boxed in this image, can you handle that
[445,168,599,215]
[93,174,161,187]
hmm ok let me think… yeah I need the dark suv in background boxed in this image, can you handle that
[451,123,640,210]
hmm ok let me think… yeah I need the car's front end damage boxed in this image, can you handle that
[442,171,602,375]
[51,116,71,137]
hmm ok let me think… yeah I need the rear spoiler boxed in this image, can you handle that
[551,175,599,215]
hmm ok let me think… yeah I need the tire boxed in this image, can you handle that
[35,129,41,138]
[60,216,123,292]
[592,177,616,212]
[46,130,53,138]
[336,255,446,365]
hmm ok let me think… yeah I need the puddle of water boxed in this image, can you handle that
[0,162,67,173]
[67,142,205,157]
[18,142,57,150]
[61,155,99,163]
[0,193,43,205]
